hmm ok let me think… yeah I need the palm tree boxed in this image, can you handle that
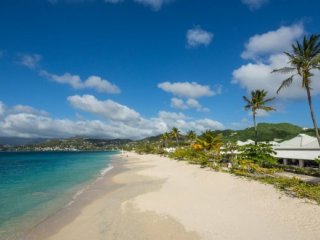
[170,127,181,146]
[197,130,223,152]
[243,89,275,145]
[272,34,320,146]
[161,132,170,148]
[186,130,197,144]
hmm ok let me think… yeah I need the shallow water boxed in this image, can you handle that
[0,151,117,240]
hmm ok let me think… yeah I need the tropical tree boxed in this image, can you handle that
[197,130,223,152]
[243,89,275,145]
[186,130,197,144]
[272,34,320,146]
[170,127,181,146]
[161,132,170,148]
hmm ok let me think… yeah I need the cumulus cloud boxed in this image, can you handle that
[241,24,304,60]
[0,99,224,139]
[157,111,223,133]
[43,71,120,93]
[18,54,120,94]
[11,105,49,116]
[18,54,42,69]
[186,26,213,48]
[170,98,209,112]
[68,95,141,122]
[41,71,121,94]
[232,24,320,100]
[232,53,320,99]
[170,97,188,110]
[158,111,186,120]
[134,0,171,10]
[242,0,269,10]
[158,81,219,98]
[0,102,5,116]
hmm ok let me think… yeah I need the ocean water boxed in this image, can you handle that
[0,151,117,240]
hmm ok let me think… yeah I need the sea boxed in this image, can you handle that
[0,151,118,240]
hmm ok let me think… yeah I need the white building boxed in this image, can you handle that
[236,139,255,146]
[274,134,320,168]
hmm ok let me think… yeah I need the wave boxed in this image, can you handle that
[66,164,114,207]
[100,165,114,176]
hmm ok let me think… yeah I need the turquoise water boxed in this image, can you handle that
[0,151,117,240]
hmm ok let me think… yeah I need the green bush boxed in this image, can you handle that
[261,177,320,204]
[239,143,277,166]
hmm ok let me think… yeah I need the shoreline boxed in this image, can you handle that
[24,152,320,240]
[22,154,125,240]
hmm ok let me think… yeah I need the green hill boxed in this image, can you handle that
[218,123,304,142]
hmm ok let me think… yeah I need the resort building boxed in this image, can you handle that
[274,134,320,168]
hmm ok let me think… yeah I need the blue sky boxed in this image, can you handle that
[0,0,320,139]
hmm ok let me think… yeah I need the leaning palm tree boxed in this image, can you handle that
[170,127,181,146]
[272,34,320,146]
[243,89,275,145]
[186,130,197,144]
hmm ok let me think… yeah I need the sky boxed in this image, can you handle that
[0,0,320,139]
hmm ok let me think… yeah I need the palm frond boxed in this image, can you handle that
[262,97,275,104]
[260,106,275,112]
[271,67,296,74]
[277,75,294,94]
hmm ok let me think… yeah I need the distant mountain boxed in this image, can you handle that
[0,137,48,146]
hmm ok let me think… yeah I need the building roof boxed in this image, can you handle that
[274,134,320,161]
[237,139,254,146]
[275,134,319,149]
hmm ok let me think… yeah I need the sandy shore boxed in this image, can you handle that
[42,152,320,240]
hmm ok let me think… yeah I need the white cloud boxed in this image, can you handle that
[0,99,224,139]
[68,95,140,122]
[133,0,171,10]
[83,76,120,93]
[0,102,5,116]
[157,111,224,133]
[186,26,213,48]
[18,54,42,69]
[242,0,268,10]
[11,105,49,116]
[158,111,186,120]
[232,53,320,99]
[170,97,209,112]
[17,53,121,94]
[241,24,304,60]
[186,98,209,112]
[40,71,121,94]
[170,97,188,109]
[232,24,320,100]
[158,81,218,98]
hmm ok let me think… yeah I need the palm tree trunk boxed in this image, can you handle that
[176,136,179,146]
[306,86,320,147]
[253,111,257,145]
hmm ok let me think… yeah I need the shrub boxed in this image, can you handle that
[239,143,277,166]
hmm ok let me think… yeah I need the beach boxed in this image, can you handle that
[36,152,320,240]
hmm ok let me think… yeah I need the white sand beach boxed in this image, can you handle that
[44,152,320,240]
